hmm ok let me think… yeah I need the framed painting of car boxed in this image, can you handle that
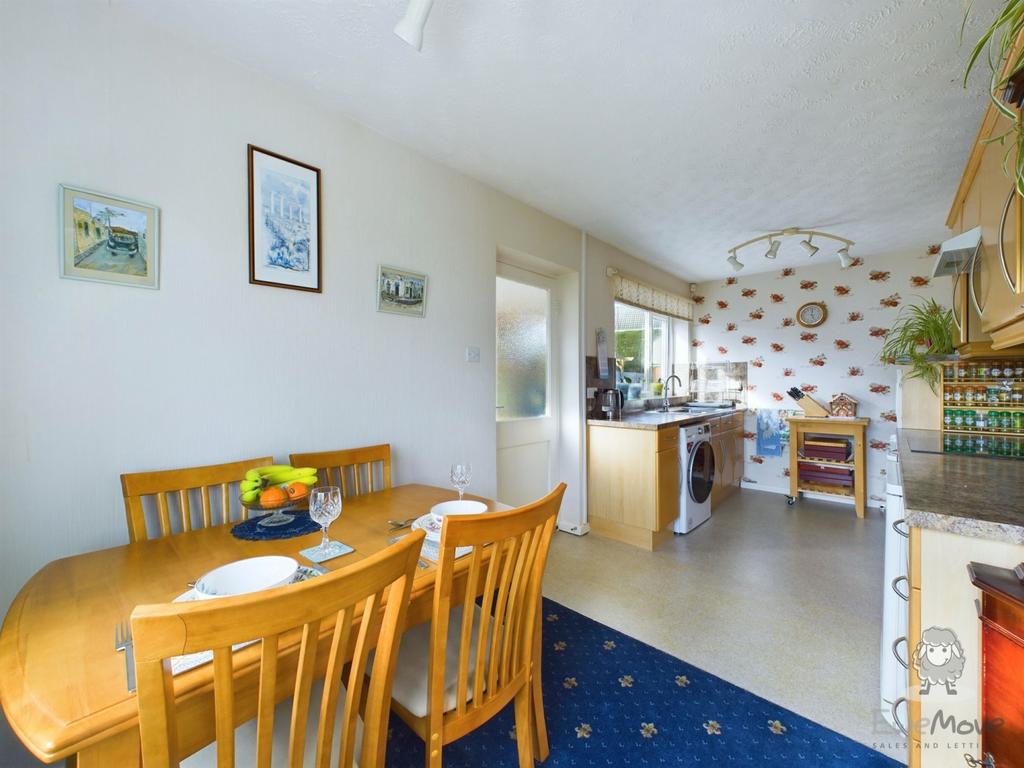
[59,184,160,289]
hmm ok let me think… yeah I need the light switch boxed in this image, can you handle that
[465,346,481,363]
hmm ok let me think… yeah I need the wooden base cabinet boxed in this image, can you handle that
[710,412,743,508]
[587,424,679,550]
[967,562,1024,768]
[906,527,1024,768]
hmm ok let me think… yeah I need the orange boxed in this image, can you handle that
[260,486,289,508]
[286,481,310,500]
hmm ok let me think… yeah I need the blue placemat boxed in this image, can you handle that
[231,511,320,541]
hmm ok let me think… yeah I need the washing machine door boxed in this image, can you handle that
[688,439,715,504]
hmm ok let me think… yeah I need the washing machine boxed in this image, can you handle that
[674,422,714,534]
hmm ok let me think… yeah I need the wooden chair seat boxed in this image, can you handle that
[389,605,484,719]
[183,679,363,767]
[388,483,566,768]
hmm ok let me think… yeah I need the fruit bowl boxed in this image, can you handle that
[239,494,307,528]
[239,465,319,528]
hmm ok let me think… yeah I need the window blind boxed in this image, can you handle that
[610,273,692,321]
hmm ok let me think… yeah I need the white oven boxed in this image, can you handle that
[880,444,910,733]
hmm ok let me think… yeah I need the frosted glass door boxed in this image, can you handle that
[496,277,549,420]
[496,268,556,508]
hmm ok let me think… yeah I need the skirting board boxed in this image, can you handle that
[558,521,590,536]
[740,480,882,510]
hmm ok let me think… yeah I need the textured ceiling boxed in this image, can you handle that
[119,0,1002,280]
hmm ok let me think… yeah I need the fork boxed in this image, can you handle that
[115,620,137,694]
[387,517,417,531]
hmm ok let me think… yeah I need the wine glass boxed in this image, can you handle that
[450,463,472,500]
[309,486,342,558]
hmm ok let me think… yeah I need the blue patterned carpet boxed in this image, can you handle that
[385,598,900,767]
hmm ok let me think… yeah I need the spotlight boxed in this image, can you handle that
[727,252,744,272]
[394,0,434,51]
[764,239,781,259]
[799,236,819,257]
[837,245,853,269]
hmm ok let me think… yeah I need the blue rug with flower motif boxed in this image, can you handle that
[384,598,899,767]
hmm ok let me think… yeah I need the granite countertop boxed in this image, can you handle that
[588,406,744,431]
[898,428,1024,544]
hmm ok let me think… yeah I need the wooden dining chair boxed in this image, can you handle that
[289,444,392,498]
[131,529,426,768]
[121,456,273,543]
[387,483,566,768]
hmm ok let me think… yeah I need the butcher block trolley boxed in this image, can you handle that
[785,416,870,518]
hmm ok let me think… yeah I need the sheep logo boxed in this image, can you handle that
[913,626,966,695]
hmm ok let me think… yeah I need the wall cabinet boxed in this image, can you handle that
[587,424,679,550]
[949,96,1024,354]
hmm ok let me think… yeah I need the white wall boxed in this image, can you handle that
[691,249,948,503]
[0,0,588,621]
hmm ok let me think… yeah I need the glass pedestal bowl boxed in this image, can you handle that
[239,494,307,528]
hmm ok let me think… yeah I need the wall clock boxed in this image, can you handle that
[796,301,827,328]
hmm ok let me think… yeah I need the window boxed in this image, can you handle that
[614,301,688,400]
[496,276,549,419]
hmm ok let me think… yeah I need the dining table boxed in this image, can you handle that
[0,483,549,767]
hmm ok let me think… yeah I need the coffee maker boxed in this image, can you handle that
[596,388,624,420]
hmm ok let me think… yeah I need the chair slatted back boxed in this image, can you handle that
[430,484,565,750]
[132,530,425,768]
[289,445,392,498]
[121,456,273,543]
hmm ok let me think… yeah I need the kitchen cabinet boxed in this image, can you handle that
[587,423,679,550]
[905,527,1024,768]
[967,561,1024,768]
[710,412,743,508]
[948,79,1024,354]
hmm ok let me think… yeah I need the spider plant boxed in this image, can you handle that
[963,0,1024,196]
[880,298,956,393]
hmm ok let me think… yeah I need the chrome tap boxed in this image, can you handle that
[660,374,684,412]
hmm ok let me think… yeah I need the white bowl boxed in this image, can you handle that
[430,499,488,523]
[194,556,299,600]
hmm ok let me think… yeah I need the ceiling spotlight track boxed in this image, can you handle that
[799,235,818,257]
[395,0,434,51]
[725,227,854,272]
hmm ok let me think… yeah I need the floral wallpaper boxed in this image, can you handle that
[691,248,947,506]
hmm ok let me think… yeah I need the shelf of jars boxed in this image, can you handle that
[941,359,1024,438]
[940,432,1024,457]
[942,361,1024,381]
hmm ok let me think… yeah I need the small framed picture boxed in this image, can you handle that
[377,265,427,318]
[59,185,159,289]
[248,144,322,292]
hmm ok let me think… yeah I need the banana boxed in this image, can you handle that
[240,478,263,492]
[253,465,296,477]
[241,489,261,504]
[244,469,262,482]
[262,467,318,485]
[280,474,318,489]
